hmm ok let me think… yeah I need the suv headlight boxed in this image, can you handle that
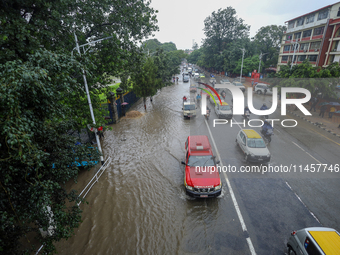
[186,185,193,191]
[249,152,255,157]
[215,183,222,190]
[267,153,271,157]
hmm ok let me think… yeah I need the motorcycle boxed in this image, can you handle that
[243,110,250,120]
[261,128,273,143]
[221,91,226,99]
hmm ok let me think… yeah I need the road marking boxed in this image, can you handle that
[306,127,340,146]
[205,118,256,255]
[292,142,321,164]
[285,182,321,224]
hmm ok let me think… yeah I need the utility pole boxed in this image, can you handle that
[258,52,268,74]
[73,33,109,165]
[290,40,300,70]
[240,48,246,83]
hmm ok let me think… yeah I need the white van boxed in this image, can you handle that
[182,101,196,118]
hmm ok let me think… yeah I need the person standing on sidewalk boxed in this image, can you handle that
[309,96,318,112]
[329,106,336,118]
[319,104,327,118]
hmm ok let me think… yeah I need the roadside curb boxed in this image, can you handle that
[288,110,340,138]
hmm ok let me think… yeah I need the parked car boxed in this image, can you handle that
[215,102,232,119]
[254,83,272,95]
[181,135,222,198]
[233,81,246,92]
[236,129,271,162]
[287,227,340,255]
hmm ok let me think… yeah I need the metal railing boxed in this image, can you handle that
[77,156,111,206]
[35,156,111,254]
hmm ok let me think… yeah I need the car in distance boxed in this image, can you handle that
[181,135,222,198]
[254,83,272,95]
[220,79,230,84]
[232,81,246,92]
[236,129,271,162]
[215,102,232,119]
[287,227,340,254]
[199,73,205,79]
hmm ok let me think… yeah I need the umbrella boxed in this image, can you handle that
[121,102,129,105]
[328,102,340,106]
[319,102,329,105]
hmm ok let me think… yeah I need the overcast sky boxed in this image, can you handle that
[148,0,337,50]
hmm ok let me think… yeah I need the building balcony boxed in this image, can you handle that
[311,35,323,40]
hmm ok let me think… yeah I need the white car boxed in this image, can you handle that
[254,83,272,95]
[215,102,232,119]
[236,129,271,162]
[232,81,246,92]
[220,79,230,84]
[182,101,196,118]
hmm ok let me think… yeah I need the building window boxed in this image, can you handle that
[306,14,315,24]
[337,7,340,17]
[286,34,293,40]
[296,17,304,26]
[288,21,295,29]
[329,55,335,64]
[283,45,290,51]
[333,40,339,51]
[310,41,321,50]
[282,56,288,61]
[308,55,318,62]
[313,26,324,36]
[298,55,306,61]
[300,43,309,50]
[317,9,329,21]
[302,30,312,38]
[294,32,301,40]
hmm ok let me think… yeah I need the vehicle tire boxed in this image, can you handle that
[287,246,296,255]
[267,136,271,143]
[245,154,249,161]
[257,90,262,94]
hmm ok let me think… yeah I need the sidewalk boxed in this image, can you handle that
[287,107,340,138]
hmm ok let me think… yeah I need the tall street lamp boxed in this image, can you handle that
[258,52,268,74]
[73,33,113,165]
[240,48,246,83]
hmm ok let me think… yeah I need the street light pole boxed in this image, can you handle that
[258,52,268,74]
[240,48,245,83]
[290,40,300,70]
[74,33,105,165]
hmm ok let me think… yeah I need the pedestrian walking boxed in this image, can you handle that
[319,105,327,118]
[329,106,336,118]
[309,96,318,112]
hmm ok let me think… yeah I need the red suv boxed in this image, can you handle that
[181,135,222,198]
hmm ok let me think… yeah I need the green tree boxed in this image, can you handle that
[131,56,160,108]
[201,7,250,72]
[0,0,158,253]
[0,50,101,254]
[233,55,263,76]
[253,25,287,67]
[161,42,177,52]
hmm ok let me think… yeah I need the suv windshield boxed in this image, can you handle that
[184,104,195,110]
[188,155,215,166]
[247,138,266,148]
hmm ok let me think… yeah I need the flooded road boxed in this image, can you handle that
[56,71,340,255]
[56,76,248,255]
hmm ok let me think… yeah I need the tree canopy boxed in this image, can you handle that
[0,0,158,253]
